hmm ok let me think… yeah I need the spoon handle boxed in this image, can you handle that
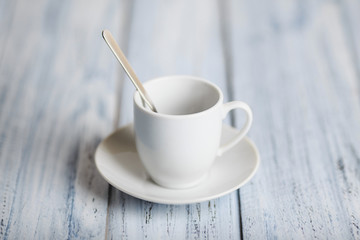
[102,29,158,112]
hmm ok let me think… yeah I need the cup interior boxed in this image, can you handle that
[134,76,221,115]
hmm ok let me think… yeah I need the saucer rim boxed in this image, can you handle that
[95,123,260,205]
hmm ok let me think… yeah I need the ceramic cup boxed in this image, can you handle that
[133,76,252,189]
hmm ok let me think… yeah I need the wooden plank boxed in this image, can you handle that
[338,0,360,84]
[106,0,241,239]
[0,0,126,238]
[224,0,360,238]
[0,0,17,64]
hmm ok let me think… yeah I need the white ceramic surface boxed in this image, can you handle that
[133,76,253,188]
[95,123,260,205]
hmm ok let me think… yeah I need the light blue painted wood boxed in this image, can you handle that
[107,0,241,239]
[0,0,125,238]
[338,0,360,80]
[224,0,360,238]
[1,0,360,239]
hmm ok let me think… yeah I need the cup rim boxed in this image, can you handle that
[133,75,224,119]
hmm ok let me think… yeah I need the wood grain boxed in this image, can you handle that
[0,0,123,238]
[1,0,360,239]
[338,0,360,84]
[107,0,241,239]
[223,0,360,238]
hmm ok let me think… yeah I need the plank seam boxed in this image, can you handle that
[217,0,243,239]
[105,1,135,239]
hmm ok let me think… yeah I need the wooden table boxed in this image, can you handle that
[1,0,360,239]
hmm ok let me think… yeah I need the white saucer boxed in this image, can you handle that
[95,123,260,204]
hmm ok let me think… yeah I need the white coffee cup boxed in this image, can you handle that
[133,76,252,189]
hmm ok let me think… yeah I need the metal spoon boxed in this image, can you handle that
[102,29,158,112]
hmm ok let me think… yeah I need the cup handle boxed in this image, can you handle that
[217,101,253,156]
